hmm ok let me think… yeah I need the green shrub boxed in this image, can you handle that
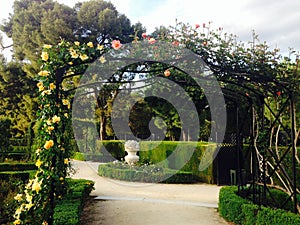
[72,152,85,161]
[0,118,12,154]
[0,171,30,182]
[242,204,259,225]
[98,163,200,183]
[256,207,300,225]
[0,178,24,224]
[139,141,214,183]
[219,186,300,225]
[266,188,293,211]
[76,140,215,182]
[0,162,36,171]
[53,179,94,225]
[219,186,250,224]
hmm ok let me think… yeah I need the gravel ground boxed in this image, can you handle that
[71,160,229,225]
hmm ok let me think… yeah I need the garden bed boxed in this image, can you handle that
[98,162,201,183]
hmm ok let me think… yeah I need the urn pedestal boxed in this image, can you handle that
[124,140,140,165]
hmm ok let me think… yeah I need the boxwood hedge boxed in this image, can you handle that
[219,186,300,225]
[74,141,215,183]
[53,179,94,225]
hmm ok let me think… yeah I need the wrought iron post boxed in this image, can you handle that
[290,93,298,213]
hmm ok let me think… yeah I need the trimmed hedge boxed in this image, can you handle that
[98,163,201,183]
[0,152,29,161]
[75,141,215,183]
[0,171,30,181]
[219,186,300,225]
[219,186,251,224]
[0,162,36,171]
[256,207,300,225]
[53,179,94,225]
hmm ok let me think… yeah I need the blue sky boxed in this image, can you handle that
[1,0,300,58]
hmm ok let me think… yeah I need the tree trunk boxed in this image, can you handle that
[100,112,107,140]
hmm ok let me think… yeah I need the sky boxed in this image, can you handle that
[1,0,300,59]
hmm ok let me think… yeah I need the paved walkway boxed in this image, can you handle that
[71,160,229,225]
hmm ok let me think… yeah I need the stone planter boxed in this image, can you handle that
[124,140,140,165]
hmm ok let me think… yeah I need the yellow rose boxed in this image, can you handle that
[80,54,89,61]
[14,194,23,202]
[32,181,41,193]
[43,44,52,49]
[62,99,71,109]
[70,51,79,59]
[52,115,60,123]
[64,158,69,164]
[35,159,43,168]
[47,126,54,132]
[87,42,94,48]
[62,99,69,105]
[99,56,106,63]
[25,203,34,210]
[41,52,49,61]
[97,44,104,50]
[44,140,54,149]
[46,119,52,125]
[74,41,80,46]
[41,90,52,96]
[37,82,44,92]
[13,219,21,225]
[49,83,56,90]
[38,70,50,77]
[25,193,33,203]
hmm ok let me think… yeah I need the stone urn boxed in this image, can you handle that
[124,140,140,165]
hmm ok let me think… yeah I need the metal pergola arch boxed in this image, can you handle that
[56,40,298,213]
[214,71,298,213]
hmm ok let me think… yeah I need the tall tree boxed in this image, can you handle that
[0,57,37,136]
[1,0,141,75]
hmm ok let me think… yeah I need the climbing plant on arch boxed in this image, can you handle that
[12,21,299,224]
[12,40,110,225]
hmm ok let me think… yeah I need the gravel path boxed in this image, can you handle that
[71,160,229,225]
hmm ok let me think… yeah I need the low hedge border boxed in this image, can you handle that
[72,152,114,162]
[219,186,300,225]
[0,152,30,161]
[0,163,36,171]
[0,171,32,181]
[98,163,201,183]
[53,179,94,225]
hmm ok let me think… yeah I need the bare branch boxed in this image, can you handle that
[0,43,13,50]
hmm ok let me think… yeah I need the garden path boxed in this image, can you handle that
[71,160,229,225]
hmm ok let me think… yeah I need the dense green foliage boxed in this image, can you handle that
[0,176,94,225]
[98,162,200,183]
[0,162,36,171]
[219,186,300,225]
[0,0,146,138]
[74,140,215,183]
[0,161,37,225]
[0,178,23,224]
[0,117,12,152]
[53,179,94,225]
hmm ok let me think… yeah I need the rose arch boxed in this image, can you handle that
[12,22,299,224]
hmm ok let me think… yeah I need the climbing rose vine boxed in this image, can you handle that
[12,39,111,225]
